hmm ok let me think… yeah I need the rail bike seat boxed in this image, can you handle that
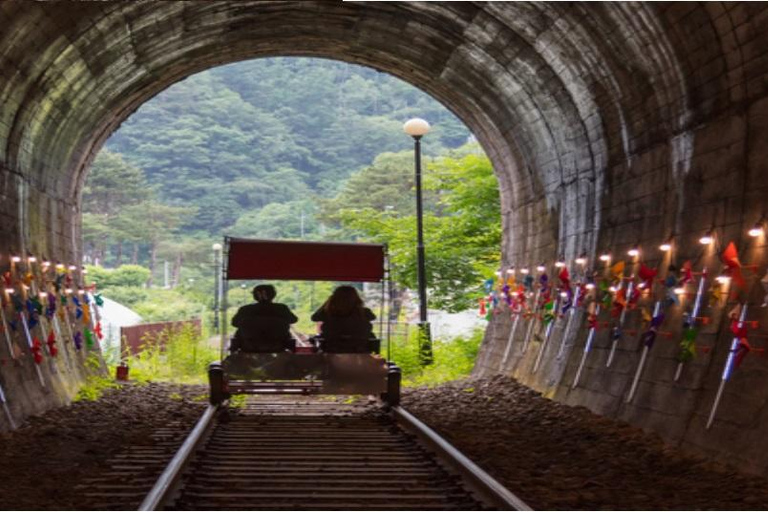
[314,335,381,354]
[223,352,324,381]
[230,335,294,354]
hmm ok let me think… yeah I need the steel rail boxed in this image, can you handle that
[139,401,530,511]
[138,404,218,511]
[393,406,532,511]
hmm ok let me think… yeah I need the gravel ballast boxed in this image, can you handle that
[0,382,206,511]
[2,375,767,510]
[403,375,768,510]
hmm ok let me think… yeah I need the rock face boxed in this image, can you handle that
[0,0,767,473]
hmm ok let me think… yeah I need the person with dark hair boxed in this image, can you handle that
[231,284,298,352]
[311,285,376,352]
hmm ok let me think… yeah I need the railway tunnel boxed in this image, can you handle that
[1,0,768,501]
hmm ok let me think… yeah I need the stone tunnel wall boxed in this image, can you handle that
[475,3,768,476]
[1,0,768,477]
[0,163,90,424]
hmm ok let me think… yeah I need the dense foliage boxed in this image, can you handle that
[328,147,501,311]
[104,58,469,236]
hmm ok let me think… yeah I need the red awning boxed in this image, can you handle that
[225,238,386,282]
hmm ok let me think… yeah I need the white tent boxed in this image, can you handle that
[98,297,143,362]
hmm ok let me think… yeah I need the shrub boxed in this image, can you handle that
[384,327,483,387]
[74,353,121,401]
[86,264,151,288]
[119,323,218,384]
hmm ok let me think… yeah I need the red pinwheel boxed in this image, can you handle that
[638,263,657,290]
[588,312,599,330]
[31,337,43,364]
[730,320,752,369]
[611,288,627,318]
[680,260,693,286]
[722,242,745,292]
[46,331,58,357]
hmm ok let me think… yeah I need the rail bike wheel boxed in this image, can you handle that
[208,362,227,405]
[384,363,402,407]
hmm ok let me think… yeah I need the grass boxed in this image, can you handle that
[228,395,247,409]
[110,319,482,390]
[386,327,483,387]
[74,353,122,401]
[116,323,218,384]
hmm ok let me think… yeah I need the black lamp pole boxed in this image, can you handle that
[212,244,221,334]
[411,134,433,365]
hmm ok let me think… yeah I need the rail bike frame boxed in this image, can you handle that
[208,237,401,405]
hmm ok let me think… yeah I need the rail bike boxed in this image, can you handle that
[134,237,529,511]
[207,237,401,406]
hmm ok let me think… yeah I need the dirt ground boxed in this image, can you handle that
[404,375,768,510]
[0,383,206,511]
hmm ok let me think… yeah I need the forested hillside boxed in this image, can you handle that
[83,57,499,321]
[104,58,469,234]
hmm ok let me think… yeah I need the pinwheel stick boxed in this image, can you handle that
[557,285,582,360]
[674,270,707,382]
[572,304,601,389]
[500,309,522,368]
[533,296,561,373]
[0,307,15,360]
[0,382,16,429]
[521,289,541,355]
[706,304,748,430]
[607,277,635,368]
[626,300,662,403]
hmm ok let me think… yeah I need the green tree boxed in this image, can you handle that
[104,57,471,234]
[82,150,147,216]
[230,201,319,240]
[82,150,149,263]
[86,264,150,288]
[333,145,500,311]
[118,201,197,286]
[319,151,420,224]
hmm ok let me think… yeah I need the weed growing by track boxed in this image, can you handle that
[386,328,483,387]
[75,354,121,401]
[118,324,218,384]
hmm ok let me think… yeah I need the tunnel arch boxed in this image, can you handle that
[3,1,696,268]
[4,1,768,473]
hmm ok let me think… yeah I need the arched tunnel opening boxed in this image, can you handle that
[2,1,768,509]
[81,53,500,404]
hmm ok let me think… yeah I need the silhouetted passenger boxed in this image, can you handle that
[231,285,298,353]
[311,285,376,353]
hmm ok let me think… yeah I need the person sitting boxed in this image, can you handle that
[231,284,298,353]
[311,285,376,353]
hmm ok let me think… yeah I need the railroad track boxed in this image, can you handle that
[91,397,530,511]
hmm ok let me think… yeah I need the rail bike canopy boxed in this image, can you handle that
[225,237,386,282]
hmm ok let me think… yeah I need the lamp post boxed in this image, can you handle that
[403,118,433,365]
[212,242,222,334]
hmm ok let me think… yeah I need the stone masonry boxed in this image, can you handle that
[0,1,767,474]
